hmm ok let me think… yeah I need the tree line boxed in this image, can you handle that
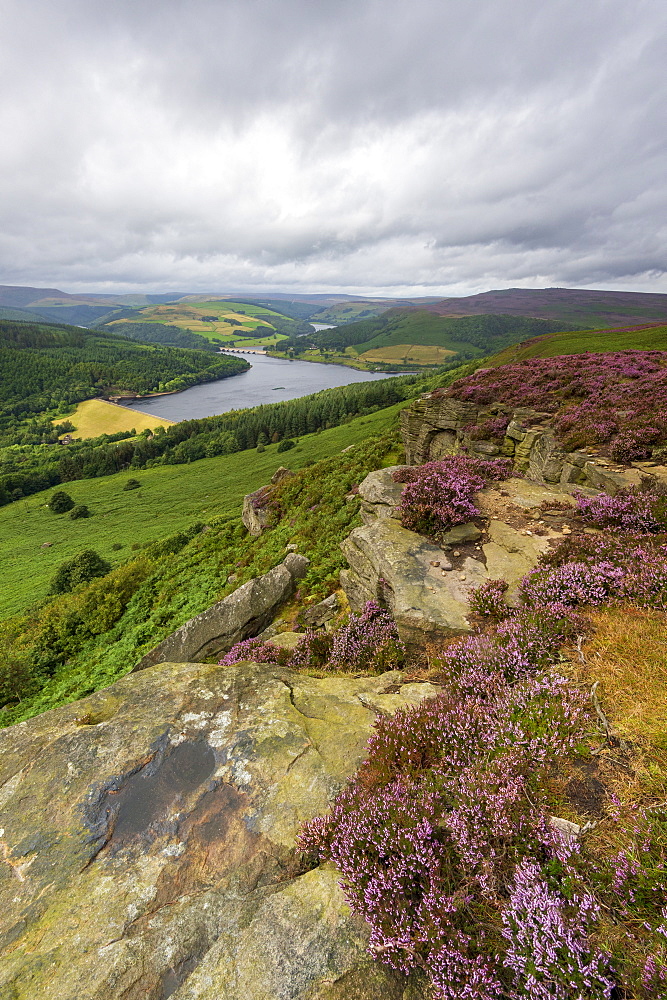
[0,319,249,424]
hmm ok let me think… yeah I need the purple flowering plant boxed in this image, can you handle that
[297,508,666,996]
[393,455,512,537]
[220,600,404,674]
[448,351,667,460]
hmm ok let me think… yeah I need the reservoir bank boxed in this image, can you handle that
[123,353,409,422]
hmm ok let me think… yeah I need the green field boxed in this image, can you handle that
[108,299,293,344]
[0,402,405,618]
[489,324,667,365]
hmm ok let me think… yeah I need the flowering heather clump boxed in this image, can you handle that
[300,600,588,998]
[522,549,667,611]
[521,561,626,608]
[448,351,667,459]
[464,415,511,441]
[393,455,512,537]
[468,578,510,618]
[501,860,615,999]
[221,602,404,674]
[577,483,667,533]
[218,636,287,666]
[327,600,405,672]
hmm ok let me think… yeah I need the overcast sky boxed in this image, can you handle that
[1,0,665,296]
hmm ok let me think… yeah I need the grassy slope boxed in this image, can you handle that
[489,324,667,365]
[0,402,405,618]
[352,311,487,355]
[59,398,175,439]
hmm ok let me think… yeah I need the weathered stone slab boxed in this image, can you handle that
[341,518,487,648]
[0,661,434,1000]
[133,554,309,669]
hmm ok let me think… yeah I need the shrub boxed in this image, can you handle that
[0,655,42,706]
[111,542,123,550]
[256,443,265,453]
[69,504,90,519]
[277,438,296,453]
[218,636,288,666]
[221,602,404,675]
[468,579,510,618]
[123,478,141,491]
[393,456,512,537]
[576,482,667,533]
[50,549,112,594]
[48,490,74,513]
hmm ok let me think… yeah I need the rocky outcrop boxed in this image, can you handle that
[134,553,309,670]
[400,393,667,494]
[242,466,295,535]
[0,659,436,1000]
[299,592,341,628]
[341,470,577,649]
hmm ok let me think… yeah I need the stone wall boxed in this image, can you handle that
[400,393,653,494]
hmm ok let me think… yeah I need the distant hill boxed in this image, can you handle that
[422,287,667,328]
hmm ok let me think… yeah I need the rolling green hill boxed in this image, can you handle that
[489,323,667,365]
[310,310,586,365]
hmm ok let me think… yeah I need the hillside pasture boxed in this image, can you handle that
[358,344,457,365]
[0,402,405,618]
[59,399,175,439]
[111,299,291,343]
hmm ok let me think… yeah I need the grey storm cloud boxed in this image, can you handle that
[0,0,665,294]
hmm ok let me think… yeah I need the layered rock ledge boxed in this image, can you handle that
[0,659,435,1000]
[400,392,667,494]
[341,468,577,650]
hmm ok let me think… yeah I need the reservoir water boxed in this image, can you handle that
[123,353,406,422]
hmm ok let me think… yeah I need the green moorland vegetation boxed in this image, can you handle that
[0,410,410,726]
[489,322,667,364]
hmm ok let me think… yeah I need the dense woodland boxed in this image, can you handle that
[99,321,219,352]
[0,320,249,425]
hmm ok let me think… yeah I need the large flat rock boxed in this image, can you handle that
[0,661,435,1000]
[341,518,487,647]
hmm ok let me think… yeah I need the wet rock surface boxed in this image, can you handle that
[0,660,435,1000]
